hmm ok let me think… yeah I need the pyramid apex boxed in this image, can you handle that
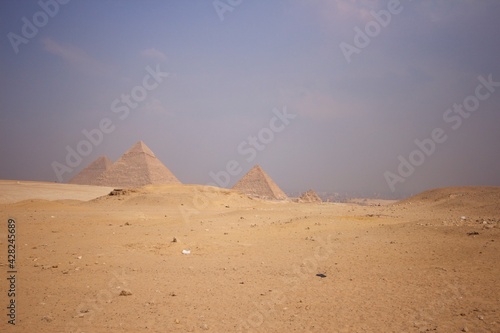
[249,164,265,173]
[126,141,155,156]
[95,155,113,164]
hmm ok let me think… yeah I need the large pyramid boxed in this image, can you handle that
[232,165,288,200]
[93,141,181,187]
[69,155,113,185]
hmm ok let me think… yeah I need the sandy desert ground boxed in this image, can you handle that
[0,181,499,333]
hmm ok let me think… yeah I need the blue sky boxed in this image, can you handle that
[1,0,499,198]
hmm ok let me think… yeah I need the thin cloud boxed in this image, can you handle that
[141,48,167,62]
[41,37,112,76]
[140,98,174,116]
[333,0,378,20]
[296,0,485,31]
[281,88,364,120]
[304,0,380,23]
[412,0,489,23]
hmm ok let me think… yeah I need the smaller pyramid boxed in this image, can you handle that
[93,141,181,188]
[69,156,113,185]
[299,189,322,203]
[232,165,288,200]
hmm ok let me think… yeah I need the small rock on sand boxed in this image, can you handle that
[119,290,132,296]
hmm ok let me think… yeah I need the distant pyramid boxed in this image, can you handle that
[69,155,113,185]
[93,141,181,187]
[232,165,288,200]
[299,189,322,203]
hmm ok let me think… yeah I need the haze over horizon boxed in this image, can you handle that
[1,0,499,199]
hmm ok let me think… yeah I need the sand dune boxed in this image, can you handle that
[398,186,500,213]
[0,182,498,332]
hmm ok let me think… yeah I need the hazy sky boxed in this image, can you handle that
[1,0,499,198]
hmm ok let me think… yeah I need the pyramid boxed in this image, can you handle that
[69,155,113,185]
[93,141,181,187]
[299,189,322,203]
[232,165,288,200]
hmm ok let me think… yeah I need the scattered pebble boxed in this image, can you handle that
[41,315,53,322]
[119,290,132,296]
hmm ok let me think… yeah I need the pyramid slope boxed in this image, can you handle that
[299,189,322,203]
[232,165,288,200]
[93,141,181,188]
[69,156,113,185]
